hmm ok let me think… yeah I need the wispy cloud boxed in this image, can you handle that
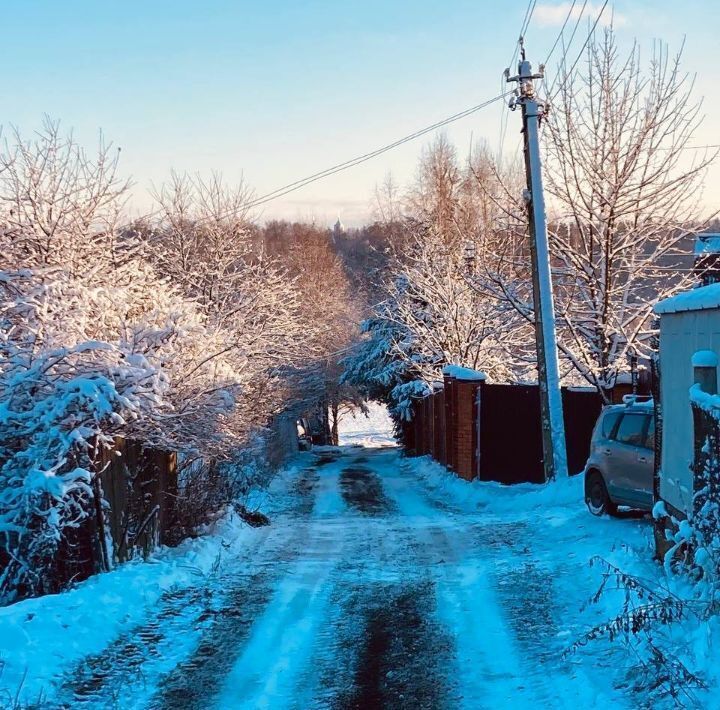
[534,2,627,29]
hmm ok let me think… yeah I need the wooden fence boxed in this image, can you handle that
[94,438,178,563]
[37,438,178,595]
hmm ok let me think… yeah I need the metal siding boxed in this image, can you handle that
[659,309,720,516]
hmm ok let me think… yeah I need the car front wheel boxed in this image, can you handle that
[585,471,618,516]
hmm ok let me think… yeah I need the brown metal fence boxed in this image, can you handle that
[407,375,603,484]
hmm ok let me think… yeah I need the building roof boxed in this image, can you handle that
[694,233,720,256]
[654,282,720,315]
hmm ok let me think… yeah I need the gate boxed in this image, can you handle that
[478,384,602,484]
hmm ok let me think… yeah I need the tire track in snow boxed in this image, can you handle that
[338,465,395,515]
[381,454,563,708]
[212,519,346,708]
[157,450,348,709]
[154,567,276,710]
[53,459,324,710]
[151,459,335,710]
[295,451,461,708]
[326,578,456,710]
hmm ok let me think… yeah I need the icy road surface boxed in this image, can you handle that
[2,444,654,709]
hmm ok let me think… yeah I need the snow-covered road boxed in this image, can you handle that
[2,442,655,709]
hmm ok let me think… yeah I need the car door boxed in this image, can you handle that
[632,415,655,509]
[606,412,650,506]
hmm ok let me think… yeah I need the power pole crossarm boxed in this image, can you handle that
[506,48,569,480]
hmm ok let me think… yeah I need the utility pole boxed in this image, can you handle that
[506,42,568,480]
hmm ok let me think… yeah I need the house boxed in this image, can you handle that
[694,232,720,285]
[654,284,720,542]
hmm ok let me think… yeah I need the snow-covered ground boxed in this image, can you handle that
[0,428,710,708]
[337,401,396,447]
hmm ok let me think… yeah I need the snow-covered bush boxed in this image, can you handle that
[0,123,335,601]
[566,389,720,704]
[0,270,170,599]
[342,225,529,427]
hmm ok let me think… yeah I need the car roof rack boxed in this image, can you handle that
[622,394,653,406]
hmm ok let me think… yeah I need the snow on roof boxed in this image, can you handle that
[442,364,487,381]
[654,283,720,315]
[694,233,720,256]
[691,350,718,368]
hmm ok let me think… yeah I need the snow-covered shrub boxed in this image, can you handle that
[0,268,184,599]
[341,224,528,437]
[566,390,720,704]
[0,122,355,600]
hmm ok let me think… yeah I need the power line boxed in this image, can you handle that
[500,0,538,159]
[543,0,579,67]
[118,91,510,231]
[514,0,538,63]
[549,0,610,102]
[680,144,720,151]
[544,0,589,97]
[206,92,512,218]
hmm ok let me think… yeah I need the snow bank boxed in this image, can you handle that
[411,455,585,516]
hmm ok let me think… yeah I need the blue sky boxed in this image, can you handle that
[2,1,719,225]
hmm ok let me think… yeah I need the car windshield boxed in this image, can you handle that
[614,413,647,447]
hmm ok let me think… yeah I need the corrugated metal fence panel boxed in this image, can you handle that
[477,384,602,484]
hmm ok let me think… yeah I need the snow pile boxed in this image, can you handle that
[411,454,585,515]
[0,461,300,704]
[690,382,720,412]
[654,283,720,314]
[338,402,396,448]
[691,350,719,368]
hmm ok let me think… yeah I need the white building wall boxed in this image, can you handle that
[660,309,720,516]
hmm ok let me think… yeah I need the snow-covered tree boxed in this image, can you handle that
[343,138,532,421]
[490,31,717,394]
[384,226,527,383]
[146,177,325,430]
[257,221,365,444]
[0,117,131,279]
[0,125,326,599]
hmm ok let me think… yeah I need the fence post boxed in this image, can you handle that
[436,388,446,465]
[444,374,455,471]
[474,379,484,480]
[452,376,485,480]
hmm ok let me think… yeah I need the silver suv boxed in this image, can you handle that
[584,401,655,515]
